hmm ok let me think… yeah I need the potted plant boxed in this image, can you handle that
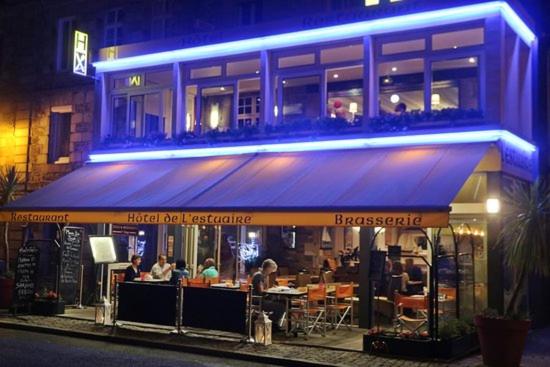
[0,166,20,308]
[0,270,14,308]
[474,179,550,367]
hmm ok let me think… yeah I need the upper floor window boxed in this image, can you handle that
[105,8,124,47]
[56,17,75,72]
[278,53,315,69]
[48,111,71,163]
[151,0,172,39]
[321,44,363,64]
[239,1,262,26]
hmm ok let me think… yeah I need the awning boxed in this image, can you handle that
[0,143,490,228]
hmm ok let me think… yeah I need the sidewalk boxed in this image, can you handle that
[0,313,477,367]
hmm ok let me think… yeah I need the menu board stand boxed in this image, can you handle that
[12,242,41,314]
[59,227,84,306]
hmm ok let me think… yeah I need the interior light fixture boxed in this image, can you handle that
[93,2,536,73]
[486,198,501,214]
[391,67,398,72]
[468,57,476,64]
[333,73,339,79]
[390,94,400,104]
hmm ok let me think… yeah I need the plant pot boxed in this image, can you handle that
[474,315,530,367]
[32,299,65,316]
[0,278,14,308]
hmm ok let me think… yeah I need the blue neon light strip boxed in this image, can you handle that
[93,1,536,73]
[88,130,536,163]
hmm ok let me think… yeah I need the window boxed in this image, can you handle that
[56,17,74,71]
[227,59,260,76]
[432,28,484,51]
[112,96,128,138]
[321,44,363,64]
[239,1,262,26]
[151,0,172,39]
[48,112,71,163]
[327,66,363,123]
[238,79,260,127]
[382,39,425,55]
[201,85,234,132]
[186,85,197,132]
[104,8,124,47]
[431,57,479,111]
[365,0,379,5]
[129,94,162,137]
[146,70,172,86]
[190,66,222,79]
[378,58,424,114]
[282,76,321,123]
[278,54,315,69]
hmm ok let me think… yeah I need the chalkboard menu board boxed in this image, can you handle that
[14,244,40,305]
[59,227,84,304]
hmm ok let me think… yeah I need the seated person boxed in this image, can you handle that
[200,258,219,279]
[124,255,142,282]
[252,259,285,330]
[405,258,423,295]
[151,255,173,281]
[170,259,190,285]
[391,260,410,294]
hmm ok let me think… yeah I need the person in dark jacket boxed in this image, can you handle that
[124,255,142,282]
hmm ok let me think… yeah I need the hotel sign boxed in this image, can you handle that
[1,210,449,228]
[73,30,88,76]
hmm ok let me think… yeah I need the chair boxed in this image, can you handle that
[393,292,428,335]
[387,275,403,301]
[290,285,327,336]
[321,271,334,284]
[327,282,354,330]
[296,273,311,287]
[188,277,209,288]
[439,287,456,299]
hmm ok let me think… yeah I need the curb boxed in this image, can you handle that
[0,321,336,367]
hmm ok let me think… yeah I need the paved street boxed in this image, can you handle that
[0,329,275,367]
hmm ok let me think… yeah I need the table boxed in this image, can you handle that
[265,287,307,336]
[210,283,240,289]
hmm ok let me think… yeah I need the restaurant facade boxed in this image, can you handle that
[0,0,543,358]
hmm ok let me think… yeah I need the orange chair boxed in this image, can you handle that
[188,277,209,288]
[290,285,327,336]
[327,283,354,330]
[393,292,428,334]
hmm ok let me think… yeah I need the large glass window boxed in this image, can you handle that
[432,28,484,51]
[191,65,222,79]
[321,44,363,64]
[431,57,479,111]
[201,85,234,132]
[378,58,424,114]
[382,39,425,55]
[227,59,260,76]
[186,85,197,132]
[326,65,363,123]
[112,96,128,138]
[237,78,260,128]
[282,76,320,123]
[278,53,315,69]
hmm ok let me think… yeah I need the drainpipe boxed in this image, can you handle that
[24,99,32,192]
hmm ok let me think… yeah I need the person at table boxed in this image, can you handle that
[391,260,410,294]
[170,259,190,285]
[405,258,424,295]
[151,255,173,281]
[252,259,285,330]
[200,258,219,279]
[124,255,142,282]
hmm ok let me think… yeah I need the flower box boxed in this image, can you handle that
[363,332,478,360]
[32,299,65,316]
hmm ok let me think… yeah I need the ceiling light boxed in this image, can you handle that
[468,57,476,64]
[333,73,339,79]
[391,67,398,72]
[390,94,400,104]
[220,86,225,91]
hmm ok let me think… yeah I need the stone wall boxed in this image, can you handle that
[0,86,95,267]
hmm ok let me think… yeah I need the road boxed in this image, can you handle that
[0,328,276,367]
